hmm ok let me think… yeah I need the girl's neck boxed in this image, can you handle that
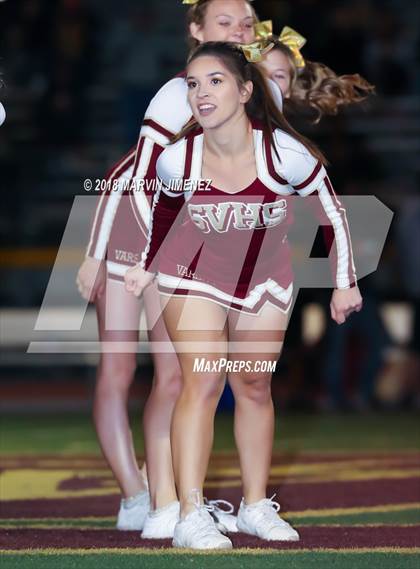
[203,111,253,159]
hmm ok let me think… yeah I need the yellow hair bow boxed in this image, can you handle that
[182,0,199,4]
[240,41,274,63]
[254,20,273,41]
[278,26,306,69]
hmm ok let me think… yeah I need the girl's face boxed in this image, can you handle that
[190,0,255,45]
[259,48,293,97]
[187,55,252,130]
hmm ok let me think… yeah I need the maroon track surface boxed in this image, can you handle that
[1,526,419,550]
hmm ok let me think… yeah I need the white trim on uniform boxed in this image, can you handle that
[254,130,295,196]
[140,184,163,269]
[316,178,351,289]
[138,125,171,148]
[86,75,191,261]
[106,260,132,277]
[131,138,156,227]
[158,272,293,312]
[90,155,135,260]
[190,134,204,180]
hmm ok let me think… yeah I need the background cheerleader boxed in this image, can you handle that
[76,0,274,538]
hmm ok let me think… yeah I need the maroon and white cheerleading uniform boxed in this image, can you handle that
[85,76,191,281]
[142,121,357,315]
[84,76,283,282]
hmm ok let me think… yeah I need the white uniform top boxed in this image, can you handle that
[141,122,357,291]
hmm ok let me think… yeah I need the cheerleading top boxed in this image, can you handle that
[85,75,283,271]
[141,120,357,314]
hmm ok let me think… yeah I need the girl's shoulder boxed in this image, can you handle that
[270,129,326,194]
[272,128,311,156]
[142,75,191,141]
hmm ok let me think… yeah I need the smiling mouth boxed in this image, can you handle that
[198,104,217,116]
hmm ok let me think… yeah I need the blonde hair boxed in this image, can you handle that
[185,0,258,50]
[271,39,375,123]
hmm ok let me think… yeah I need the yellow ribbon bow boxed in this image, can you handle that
[254,20,273,41]
[279,26,306,69]
[240,41,274,63]
[182,0,199,4]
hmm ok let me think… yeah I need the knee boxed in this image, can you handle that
[96,356,137,395]
[153,368,183,401]
[182,373,225,405]
[231,372,272,405]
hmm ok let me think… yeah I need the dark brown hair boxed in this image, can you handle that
[185,0,257,50]
[270,39,375,123]
[171,41,327,165]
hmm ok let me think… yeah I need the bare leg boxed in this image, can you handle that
[228,304,290,504]
[142,282,182,509]
[162,296,228,518]
[94,278,147,498]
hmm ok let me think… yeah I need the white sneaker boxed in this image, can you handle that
[173,490,232,550]
[141,500,180,539]
[206,499,238,533]
[237,495,299,541]
[116,490,150,531]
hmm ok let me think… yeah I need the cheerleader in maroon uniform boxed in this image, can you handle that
[125,42,363,549]
[76,0,269,538]
[76,0,372,540]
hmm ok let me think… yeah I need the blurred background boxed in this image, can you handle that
[0,0,419,415]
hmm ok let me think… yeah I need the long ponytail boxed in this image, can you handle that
[294,60,375,122]
[270,40,375,123]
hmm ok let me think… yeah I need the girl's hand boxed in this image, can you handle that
[330,286,363,324]
[76,256,106,302]
[124,264,155,297]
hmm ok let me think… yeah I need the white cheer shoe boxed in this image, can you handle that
[237,494,299,541]
[205,498,238,533]
[172,490,233,549]
[116,490,150,531]
[141,500,180,539]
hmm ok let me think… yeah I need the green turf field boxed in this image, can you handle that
[1,412,419,568]
[2,551,420,569]
[1,411,419,455]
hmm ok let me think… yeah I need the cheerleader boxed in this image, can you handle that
[257,24,374,118]
[76,0,275,538]
[125,41,363,549]
[77,1,371,540]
